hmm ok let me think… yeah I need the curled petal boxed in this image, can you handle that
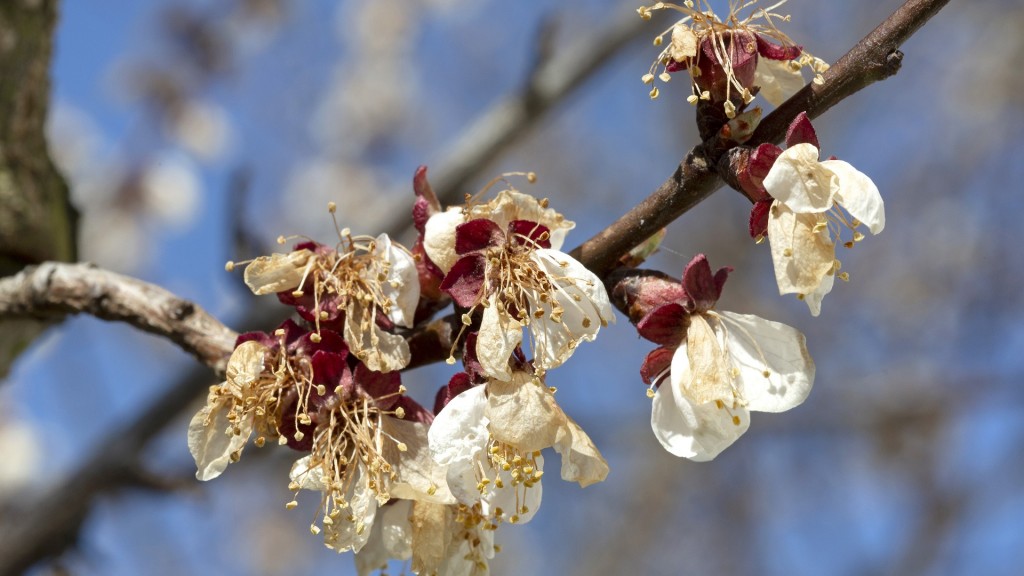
[554,417,609,487]
[763,143,834,213]
[423,208,466,274]
[384,417,456,505]
[822,159,885,235]
[755,34,802,61]
[717,311,815,413]
[428,385,488,467]
[355,500,413,576]
[651,346,750,461]
[373,233,420,328]
[640,347,674,387]
[477,299,523,381]
[188,399,253,481]
[225,340,267,392]
[344,303,411,373]
[243,249,313,295]
[683,314,734,405]
[529,249,614,372]
[754,57,805,107]
[410,502,448,575]
[802,267,835,317]
[485,373,564,453]
[767,204,835,297]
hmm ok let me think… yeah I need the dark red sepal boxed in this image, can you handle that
[749,199,772,240]
[455,218,504,255]
[507,220,551,249]
[785,111,819,149]
[640,347,675,388]
[755,34,802,61]
[636,302,688,347]
[681,254,731,312]
[439,254,487,308]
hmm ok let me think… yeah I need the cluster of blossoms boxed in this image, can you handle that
[639,0,828,119]
[190,170,612,574]
[188,3,887,572]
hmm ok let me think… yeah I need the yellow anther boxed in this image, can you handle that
[327,201,337,213]
[224,261,235,272]
[285,500,298,510]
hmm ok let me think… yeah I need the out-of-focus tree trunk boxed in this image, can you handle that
[0,0,77,377]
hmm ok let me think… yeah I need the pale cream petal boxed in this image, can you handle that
[242,249,313,295]
[651,345,750,461]
[344,302,411,373]
[288,455,326,491]
[335,465,380,553]
[355,500,414,576]
[763,143,834,213]
[716,311,815,413]
[428,385,488,467]
[384,417,456,505]
[477,298,522,381]
[372,233,420,328]
[481,454,543,524]
[767,203,835,296]
[553,417,609,487]
[485,373,564,453]
[528,249,613,372]
[423,208,465,274]
[754,58,805,106]
[802,268,835,317]
[188,398,253,481]
[410,501,450,576]
[224,340,266,393]
[471,189,575,251]
[823,159,886,235]
[684,314,734,405]
[669,22,698,62]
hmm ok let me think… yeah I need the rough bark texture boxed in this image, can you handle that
[0,0,77,377]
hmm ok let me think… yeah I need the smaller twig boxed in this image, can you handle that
[0,262,237,375]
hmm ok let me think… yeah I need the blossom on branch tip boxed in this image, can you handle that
[423,181,613,379]
[748,113,885,315]
[636,255,814,460]
[639,0,828,115]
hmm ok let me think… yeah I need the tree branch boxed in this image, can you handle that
[0,262,237,376]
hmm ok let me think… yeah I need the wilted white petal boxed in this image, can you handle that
[429,386,488,467]
[423,207,465,273]
[337,465,380,553]
[669,22,698,62]
[802,268,834,317]
[553,416,608,487]
[767,204,835,296]
[477,299,522,381]
[484,373,563,453]
[344,302,411,373]
[355,500,413,576]
[373,233,420,328]
[481,455,543,525]
[188,399,253,481]
[717,311,815,413]
[528,249,613,372]
[225,340,266,392]
[243,250,313,295]
[289,455,327,491]
[763,143,834,213]
[684,314,733,405]
[651,346,749,460]
[823,159,886,234]
[385,417,456,505]
[754,58,805,106]
[411,501,448,575]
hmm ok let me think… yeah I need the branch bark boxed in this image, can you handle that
[0,262,238,375]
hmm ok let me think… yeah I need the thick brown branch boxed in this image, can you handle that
[0,262,237,375]
[572,0,952,276]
